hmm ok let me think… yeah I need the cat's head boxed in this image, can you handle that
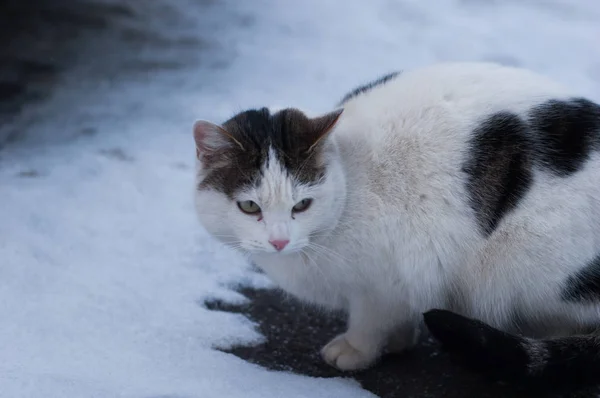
[193,107,346,256]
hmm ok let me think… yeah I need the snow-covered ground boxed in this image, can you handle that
[1,1,599,397]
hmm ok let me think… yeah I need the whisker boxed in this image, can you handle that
[225,242,252,259]
[304,244,341,273]
[300,248,333,291]
[309,241,349,265]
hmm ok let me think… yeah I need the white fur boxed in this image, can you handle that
[195,62,600,370]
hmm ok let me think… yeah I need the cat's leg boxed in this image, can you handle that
[321,295,417,371]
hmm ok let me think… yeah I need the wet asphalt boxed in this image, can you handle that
[205,282,599,398]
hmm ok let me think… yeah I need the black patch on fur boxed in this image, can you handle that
[562,254,600,302]
[338,71,401,105]
[464,98,600,236]
[463,112,534,236]
[199,108,337,198]
[424,309,600,392]
[528,98,600,176]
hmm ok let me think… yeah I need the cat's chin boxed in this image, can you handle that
[244,245,307,258]
[251,248,303,256]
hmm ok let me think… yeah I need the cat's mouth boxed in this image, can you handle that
[237,240,308,256]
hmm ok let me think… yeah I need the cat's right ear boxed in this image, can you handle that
[193,120,244,160]
[306,109,343,153]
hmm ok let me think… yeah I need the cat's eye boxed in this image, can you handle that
[292,198,312,213]
[237,200,261,215]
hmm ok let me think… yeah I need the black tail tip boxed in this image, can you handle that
[422,309,485,349]
[423,308,465,330]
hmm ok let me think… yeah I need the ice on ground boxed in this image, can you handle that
[1,0,600,397]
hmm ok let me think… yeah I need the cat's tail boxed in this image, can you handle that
[423,309,600,390]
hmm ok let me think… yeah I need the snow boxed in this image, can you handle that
[1,0,599,397]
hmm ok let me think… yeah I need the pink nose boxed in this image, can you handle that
[269,239,289,251]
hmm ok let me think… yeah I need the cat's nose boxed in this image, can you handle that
[269,239,289,251]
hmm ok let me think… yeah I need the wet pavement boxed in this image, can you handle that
[205,281,600,398]
[0,0,133,141]
[0,0,212,148]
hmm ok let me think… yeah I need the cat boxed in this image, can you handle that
[193,62,600,389]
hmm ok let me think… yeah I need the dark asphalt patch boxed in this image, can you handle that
[205,285,599,398]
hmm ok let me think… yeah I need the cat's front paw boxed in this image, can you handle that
[320,334,378,371]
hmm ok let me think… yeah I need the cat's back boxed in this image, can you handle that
[337,62,573,145]
[334,61,600,246]
[335,62,597,193]
[335,63,564,203]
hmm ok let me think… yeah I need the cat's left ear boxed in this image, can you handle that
[306,109,343,153]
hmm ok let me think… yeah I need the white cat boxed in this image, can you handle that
[193,62,600,388]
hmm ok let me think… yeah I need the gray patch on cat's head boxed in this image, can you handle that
[194,107,342,199]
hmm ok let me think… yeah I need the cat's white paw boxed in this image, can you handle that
[320,334,378,371]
